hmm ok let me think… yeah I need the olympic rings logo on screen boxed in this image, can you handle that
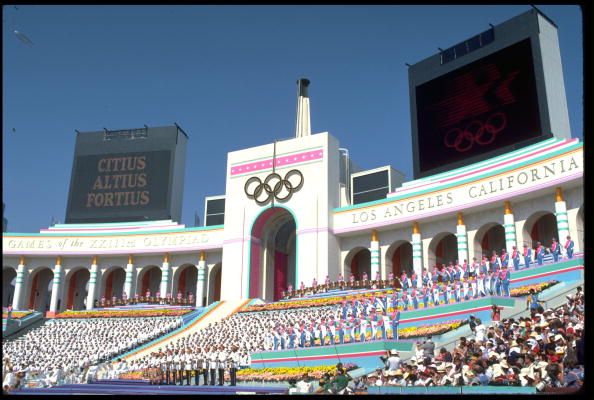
[244,169,304,206]
[444,112,507,153]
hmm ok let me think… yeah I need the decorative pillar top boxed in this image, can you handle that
[19,256,25,265]
[56,256,62,266]
[504,201,513,215]
[128,255,134,264]
[199,251,206,262]
[555,187,564,202]
[457,212,464,226]
[92,256,98,265]
[371,229,378,242]
[163,253,169,263]
[412,222,420,235]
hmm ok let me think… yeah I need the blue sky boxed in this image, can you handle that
[2,5,583,233]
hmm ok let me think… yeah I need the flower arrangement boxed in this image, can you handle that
[510,281,559,297]
[241,290,394,313]
[236,363,358,383]
[119,371,145,380]
[2,310,32,319]
[397,319,467,339]
[54,308,193,319]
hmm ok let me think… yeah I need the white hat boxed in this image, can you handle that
[390,349,399,355]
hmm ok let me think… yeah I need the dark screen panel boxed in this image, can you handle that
[416,39,541,174]
[205,214,224,226]
[353,170,389,193]
[206,198,225,214]
[67,150,171,222]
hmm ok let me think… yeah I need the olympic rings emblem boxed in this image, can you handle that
[444,112,507,153]
[244,169,304,206]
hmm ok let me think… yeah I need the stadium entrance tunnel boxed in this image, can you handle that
[250,207,296,302]
[64,267,90,311]
[385,241,413,278]
[523,211,559,248]
[428,232,457,268]
[474,222,505,260]
[3,266,16,308]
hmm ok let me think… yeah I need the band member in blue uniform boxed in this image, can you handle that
[535,242,545,266]
[564,235,574,259]
[522,244,532,268]
[550,238,561,263]
[511,246,520,271]
[500,265,511,296]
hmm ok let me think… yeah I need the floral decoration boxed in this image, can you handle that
[510,281,559,297]
[54,308,193,319]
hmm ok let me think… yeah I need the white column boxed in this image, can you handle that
[554,188,570,242]
[86,260,98,310]
[160,254,170,297]
[412,222,423,286]
[196,251,207,307]
[123,255,135,299]
[370,230,380,280]
[504,202,518,254]
[12,257,26,310]
[49,258,63,313]
[456,213,468,266]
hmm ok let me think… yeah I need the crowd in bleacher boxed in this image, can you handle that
[2,316,182,390]
[362,287,584,391]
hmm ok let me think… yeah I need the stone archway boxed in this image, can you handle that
[576,205,584,253]
[2,267,17,308]
[249,206,297,302]
[63,268,90,311]
[172,264,198,299]
[136,266,162,297]
[473,222,506,261]
[344,247,371,281]
[101,267,126,299]
[428,232,457,268]
[207,263,222,305]
[523,211,559,248]
[26,267,54,313]
[385,241,413,277]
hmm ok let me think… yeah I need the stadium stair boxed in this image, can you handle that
[121,298,250,362]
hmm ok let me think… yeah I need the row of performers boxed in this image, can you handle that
[141,345,241,386]
[96,291,195,308]
[283,261,514,299]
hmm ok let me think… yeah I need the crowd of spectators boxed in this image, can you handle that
[362,287,584,391]
[2,316,182,391]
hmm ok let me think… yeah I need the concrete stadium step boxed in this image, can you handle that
[123,299,250,361]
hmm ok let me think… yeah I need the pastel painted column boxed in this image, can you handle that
[456,213,468,267]
[12,256,26,310]
[412,222,423,286]
[160,253,170,297]
[503,201,518,254]
[49,256,63,314]
[86,257,99,310]
[370,230,380,280]
[196,251,207,307]
[123,255,135,300]
[554,187,570,242]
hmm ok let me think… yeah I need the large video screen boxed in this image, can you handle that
[415,39,542,174]
[66,150,171,223]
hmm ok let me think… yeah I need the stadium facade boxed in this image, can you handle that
[1,9,583,316]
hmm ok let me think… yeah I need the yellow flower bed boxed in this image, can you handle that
[398,320,466,339]
[241,290,395,313]
[510,281,559,297]
[237,364,357,382]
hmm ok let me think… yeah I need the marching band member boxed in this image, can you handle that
[500,265,511,296]
[184,348,194,386]
[229,345,240,386]
[550,238,561,263]
[462,278,469,300]
[477,271,486,297]
[410,272,419,289]
[217,345,227,386]
[454,281,461,302]
[431,266,439,286]
[208,346,218,386]
[535,241,545,266]
[564,235,574,258]
[469,258,478,278]
[511,245,521,271]
[469,276,478,299]
[390,310,401,340]
[523,243,532,268]
[201,347,209,385]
